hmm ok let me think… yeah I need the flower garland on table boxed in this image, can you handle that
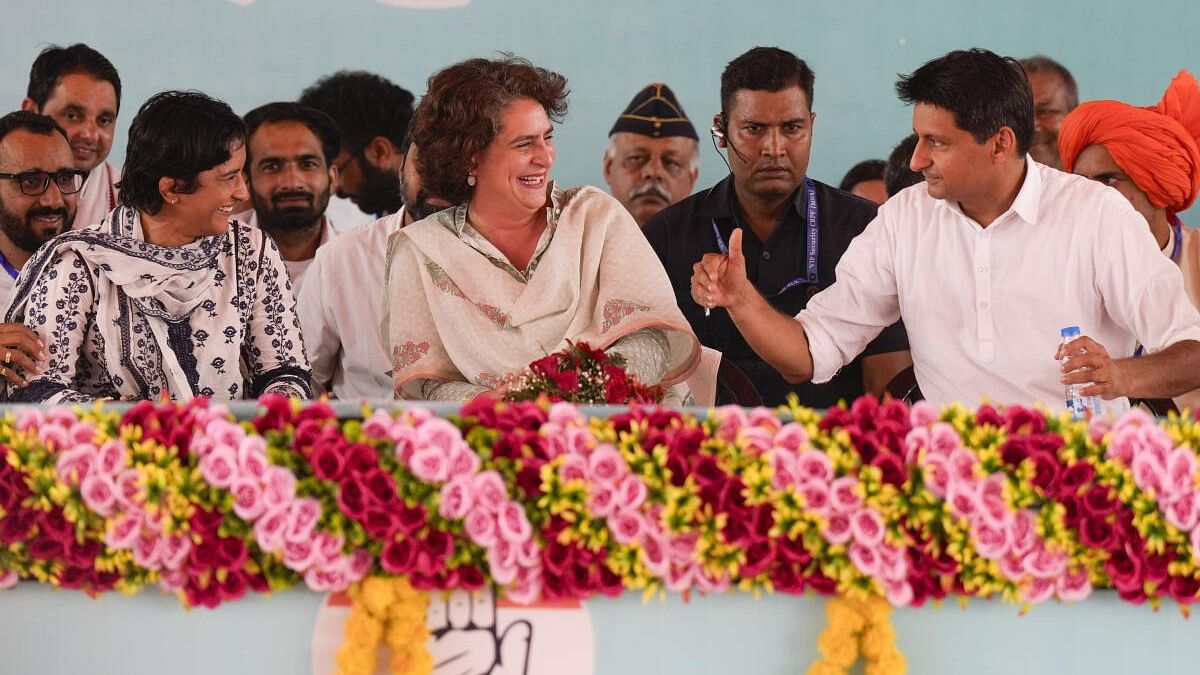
[336,576,431,675]
[2,395,1200,671]
[501,340,665,404]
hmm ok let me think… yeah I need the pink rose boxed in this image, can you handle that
[283,539,319,572]
[904,427,930,464]
[231,478,266,521]
[389,423,420,464]
[822,513,853,545]
[305,562,348,593]
[748,406,782,432]
[558,454,588,483]
[610,509,645,545]
[37,423,70,451]
[55,446,95,484]
[850,509,885,548]
[1130,454,1166,497]
[772,422,809,453]
[115,469,141,508]
[1087,417,1113,446]
[254,507,291,552]
[615,475,648,511]
[262,466,297,511]
[588,445,626,485]
[848,542,880,577]
[910,400,939,427]
[828,476,862,514]
[504,566,543,605]
[948,448,979,484]
[929,422,961,457]
[738,426,774,456]
[160,533,192,571]
[668,531,699,564]
[885,579,914,607]
[947,480,982,522]
[1165,492,1200,532]
[347,549,374,580]
[799,481,832,517]
[15,408,44,432]
[565,427,595,458]
[96,439,125,476]
[999,554,1026,581]
[972,521,1012,560]
[199,445,238,489]
[878,546,908,582]
[1020,577,1057,604]
[205,418,244,449]
[69,421,97,446]
[416,417,466,461]
[666,561,697,592]
[472,471,508,514]
[133,535,165,569]
[796,450,833,484]
[768,449,800,490]
[464,508,498,547]
[402,406,434,427]
[158,569,188,593]
[639,532,670,577]
[238,439,269,481]
[439,475,476,521]
[921,454,951,498]
[105,511,143,549]
[497,502,533,543]
[80,473,118,517]
[409,446,450,484]
[548,402,585,427]
[588,484,617,518]
[714,405,749,442]
[446,446,481,480]
[1163,447,1197,503]
[978,474,1011,528]
[285,497,322,543]
[514,536,540,567]
[1024,547,1067,580]
[360,410,393,440]
[488,542,519,585]
[1057,568,1093,602]
[1009,510,1039,557]
[313,532,346,568]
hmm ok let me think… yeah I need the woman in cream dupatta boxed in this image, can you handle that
[386,57,697,402]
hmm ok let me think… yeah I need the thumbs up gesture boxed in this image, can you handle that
[691,228,753,312]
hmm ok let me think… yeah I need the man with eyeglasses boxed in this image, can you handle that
[643,47,910,406]
[20,44,121,229]
[602,83,700,226]
[1019,55,1078,169]
[299,71,414,226]
[0,111,80,389]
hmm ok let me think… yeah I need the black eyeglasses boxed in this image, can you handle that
[0,170,87,196]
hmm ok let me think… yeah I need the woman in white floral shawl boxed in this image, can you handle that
[3,91,311,403]
[385,57,698,402]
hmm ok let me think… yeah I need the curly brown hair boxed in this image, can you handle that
[413,56,568,206]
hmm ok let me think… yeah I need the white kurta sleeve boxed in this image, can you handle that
[295,246,340,395]
[13,250,99,403]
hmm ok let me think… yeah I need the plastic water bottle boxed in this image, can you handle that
[1060,326,1101,420]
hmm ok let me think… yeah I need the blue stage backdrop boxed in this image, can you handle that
[0,0,1197,223]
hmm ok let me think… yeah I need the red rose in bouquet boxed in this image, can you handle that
[503,341,665,404]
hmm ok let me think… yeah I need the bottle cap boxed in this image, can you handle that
[1061,326,1081,338]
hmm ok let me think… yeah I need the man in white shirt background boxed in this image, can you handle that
[20,44,120,230]
[297,124,449,400]
[692,48,1200,411]
[237,102,341,293]
[0,112,80,389]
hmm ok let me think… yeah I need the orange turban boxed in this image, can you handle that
[1059,70,1200,216]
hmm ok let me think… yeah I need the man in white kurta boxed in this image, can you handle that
[20,44,122,229]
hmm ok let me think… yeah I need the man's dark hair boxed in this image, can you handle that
[896,48,1034,156]
[26,43,122,111]
[720,46,815,113]
[298,71,414,156]
[1019,55,1079,110]
[119,91,246,215]
[0,111,69,150]
[242,102,341,167]
[839,159,885,192]
[884,133,923,197]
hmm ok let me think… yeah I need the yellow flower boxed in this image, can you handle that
[344,611,383,644]
[825,598,867,634]
[334,644,377,675]
[816,628,859,668]
[359,577,397,617]
[390,647,434,675]
[861,622,897,659]
[865,649,907,675]
[806,660,848,675]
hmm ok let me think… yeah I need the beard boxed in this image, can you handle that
[400,177,443,221]
[352,160,403,216]
[252,188,330,234]
[0,203,68,253]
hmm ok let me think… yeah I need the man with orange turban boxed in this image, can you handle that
[1059,70,1200,410]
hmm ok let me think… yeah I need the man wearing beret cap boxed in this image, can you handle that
[602,83,699,226]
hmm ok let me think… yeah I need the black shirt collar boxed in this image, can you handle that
[695,173,809,223]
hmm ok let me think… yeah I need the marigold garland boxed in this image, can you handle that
[807,595,905,675]
[336,576,431,675]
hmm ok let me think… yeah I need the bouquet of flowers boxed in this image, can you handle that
[501,341,665,404]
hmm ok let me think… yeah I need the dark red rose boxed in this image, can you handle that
[817,406,853,432]
[770,563,805,594]
[459,396,499,427]
[246,571,270,593]
[252,395,294,434]
[530,355,560,377]
[1060,495,1083,528]
[1105,548,1142,588]
[120,400,157,428]
[296,400,336,425]
[1027,451,1061,492]
[89,570,120,593]
[216,537,247,569]
[975,404,1004,428]
[1168,575,1200,604]
[58,565,91,589]
[516,465,543,499]
[310,442,347,482]
[64,538,100,568]
[1115,579,1147,604]
[598,565,625,597]
[1079,517,1116,551]
[395,503,427,534]
[26,537,63,561]
[190,508,224,535]
[0,509,36,545]
[337,481,367,520]
[218,569,249,601]
[776,535,812,565]
[543,541,574,575]
[344,443,380,476]
[187,541,220,574]
[751,506,774,539]
[1059,462,1095,495]
[740,540,775,578]
[1083,487,1119,516]
[1000,438,1031,466]
[722,517,752,547]
[1143,552,1172,585]
[665,453,688,487]
[567,562,598,598]
[37,510,73,543]
[878,399,911,429]
[692,455,726,490]
[363,469,398,505]
[0,480,15,511]
[604,375,631,404]
[425,529,455,567]
[549,369,580,394]
[457,565,487,591]
[1004,406,1047,435]
[871,452,908,488]
[381,538,418,574]
[408,572,437,591]
[808,573,837,596]
[849,395,880,424]
[186,579,224,609]
[362,507,400,539]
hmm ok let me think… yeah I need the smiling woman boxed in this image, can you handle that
[0,91,312,403]
[385,56,699,402]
